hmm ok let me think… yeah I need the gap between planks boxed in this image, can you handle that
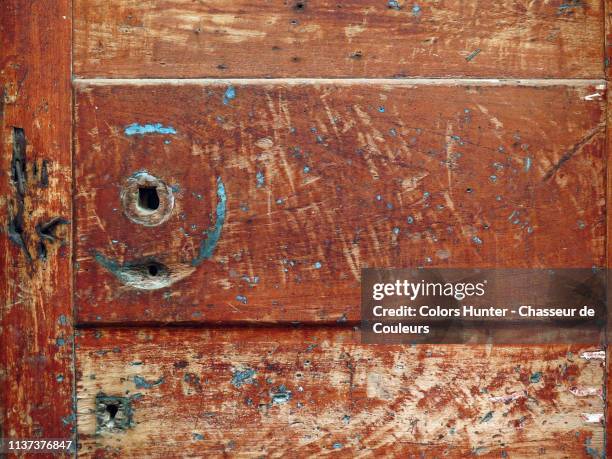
[73,77,607,87]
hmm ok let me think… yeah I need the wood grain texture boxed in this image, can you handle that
[75,328,606,458]
[73,0,604,79]
[0,0,75,446]
[606,85,612,459]
[74,81,606,325]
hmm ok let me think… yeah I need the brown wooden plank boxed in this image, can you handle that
[73,0,604,79]
[606,85,612,459]
[75,327,606,457]
[0,0,75,447]
[606,2,612,452]
[74,81,606,325]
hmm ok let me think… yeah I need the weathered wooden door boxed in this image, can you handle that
[1,1,610,457]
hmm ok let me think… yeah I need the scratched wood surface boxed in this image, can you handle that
[73,0,604,79]
[0,0,75,448]
[75,328,606,458]
[606,84,612,459]
[74,81,606,324]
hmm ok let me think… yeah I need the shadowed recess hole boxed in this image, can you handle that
[138,186,160,211]
[148,264,159,276]
[106,403,119,419]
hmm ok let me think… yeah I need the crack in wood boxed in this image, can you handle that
[542,125,604,181]
[35,217,69,261]
[7,127,68,263]
[8,127,32,262]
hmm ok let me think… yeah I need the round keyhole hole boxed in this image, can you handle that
[138,186,160,211]
[121,172,175,227]
[106,403,119,419]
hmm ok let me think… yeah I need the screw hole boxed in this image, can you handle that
[148,264,159,276]
[138,186,160,211]
[106,403,119,419]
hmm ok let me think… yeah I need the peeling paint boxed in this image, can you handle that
[124,123,176,136]
[231,368,256,388]
[192,177,227,266]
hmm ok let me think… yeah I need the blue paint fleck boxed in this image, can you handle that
[133,375,164,389]
[236,295,248,304]
[378,106,385,113]
[480,411,493,423]
[192,177,226,266]
[124,123,176,136]
[313,261,322,269]
[56,337,65,347]
[489,175,497,182]
[584,437,604,458]
[58,315,68,326]
[222,86,236,105]
[303,166,310,173]
[271,385,291,404]
[56,374,64,382]
[559,1,584,15]
[466,48,482,62]
[342,415,351,425]
[524,156,532,172]
[392,227,400,235]
[407,216,414,224]
[231,368,256,388]
[529,372,542,383]
[193,433,205,441]
[333,443,343,449]
[256,171,265,188]
[412,4,421,16]
[388,0,401,10]
[472,236,483,245]
[61,413,76,426]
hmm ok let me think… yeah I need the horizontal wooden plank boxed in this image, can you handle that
[73,0,604,78]
[75,328,606,457]
[74,82,606,324]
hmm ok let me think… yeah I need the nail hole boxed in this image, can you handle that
[106,403,119,419]
[148,264,159,276]
[138,186,160,211]
[95,393,133,434]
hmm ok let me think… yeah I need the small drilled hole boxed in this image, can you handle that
[106,403,119,419]
[148,264,159,276]
[138,186,160,211]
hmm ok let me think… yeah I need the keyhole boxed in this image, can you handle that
[106,403,119,419]
[138,186,160,211]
